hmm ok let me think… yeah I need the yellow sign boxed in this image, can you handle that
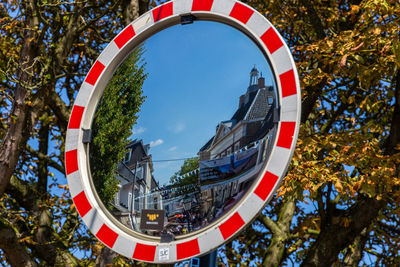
[140,209,164,231]
[147,213,159,221]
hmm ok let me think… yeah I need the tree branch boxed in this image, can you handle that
[301,196,386,267]
[343,227,368,267]
[0,220,38,267]
[262,195,296,267]
[299,0,325,39]
[26,144,64,175]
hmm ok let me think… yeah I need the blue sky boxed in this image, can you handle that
[129,21,275,185]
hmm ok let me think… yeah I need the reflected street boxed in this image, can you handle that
[89,21,279,238]
[108,66,277,236]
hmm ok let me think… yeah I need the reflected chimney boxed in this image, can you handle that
[258,77,265,88]
[239,94,246,107]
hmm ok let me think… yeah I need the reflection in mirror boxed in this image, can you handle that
[90,21,278,239]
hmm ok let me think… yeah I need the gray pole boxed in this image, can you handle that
[129,161,138,229]
[199,250,217,267]
[131,161,138,212]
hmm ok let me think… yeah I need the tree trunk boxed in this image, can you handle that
[0,0,39,196]
[262,196,296,266]
[0,222,38,267]
[95,246,118,267]
[343,227,368,266]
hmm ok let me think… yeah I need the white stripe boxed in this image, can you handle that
[114,236,136,259]
[246,11,272,37]
[74,82,93,107]
[198,229,224,253]
[133,13,153,35]
[98,41,119,66]
[237,193,264,223]
[210,0,235,16]
[266,146,290,177]
[281,95,298,122]
[82,208,104,235]
[67,171,84,198]
[271,46,293,75]
[173,0,193,14]
[65,129,79,152]
[155,243,177,262]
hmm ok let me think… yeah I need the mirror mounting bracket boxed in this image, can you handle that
[180,14,196,25]
[273,108,280,123]
[82,129,92,144]
[160,231,175,243]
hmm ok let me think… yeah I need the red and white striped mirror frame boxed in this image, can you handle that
[65,0,301,263]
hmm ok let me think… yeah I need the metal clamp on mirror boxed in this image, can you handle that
[181,14,197,25]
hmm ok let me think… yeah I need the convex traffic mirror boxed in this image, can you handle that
[65,0,300,263]
[90,20,278,237]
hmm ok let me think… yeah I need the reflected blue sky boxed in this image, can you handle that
[131,20,275,185]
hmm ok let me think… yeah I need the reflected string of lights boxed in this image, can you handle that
[133,183,200,202]
[128,139,265,202]
[152,191,198,206]
[136,139,264,165]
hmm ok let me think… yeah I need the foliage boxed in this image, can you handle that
[219,0,400,266]
[90,48,147,207]
[0,0,152,265]
[169,157,199,194]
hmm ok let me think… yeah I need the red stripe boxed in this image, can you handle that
[280,69,297,97]
[132,243,156,262]
[192,0,213,11]
[65,149,78,175]
[73,191,92,217]
[276,122,296,149]
[260,27,283,54]
[219,212,245,240]
[96,224,118,248]
[229,2,254,24]
[85,61,105,86]
[68,105,84,129]
[254,171,279,201]
[152,2,173,22]
[114,25,135,49]
[176,239,200,260]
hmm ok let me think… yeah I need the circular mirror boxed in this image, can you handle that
[65,0,300,263]
[89,20,278,238]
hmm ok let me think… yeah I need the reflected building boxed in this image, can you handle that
[110,67,277,236]
[198,66,276,220]
[112,140,161,230]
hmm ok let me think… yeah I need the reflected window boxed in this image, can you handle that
[234,141,240,152]
[124,150,131,163]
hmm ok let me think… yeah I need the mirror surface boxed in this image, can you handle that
[89,21,278,238]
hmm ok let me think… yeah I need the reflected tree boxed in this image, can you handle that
[169,157,199,193]
[90,48,147,207]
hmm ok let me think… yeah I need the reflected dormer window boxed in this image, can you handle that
[268,96,273,105]
[124,150,131,163]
